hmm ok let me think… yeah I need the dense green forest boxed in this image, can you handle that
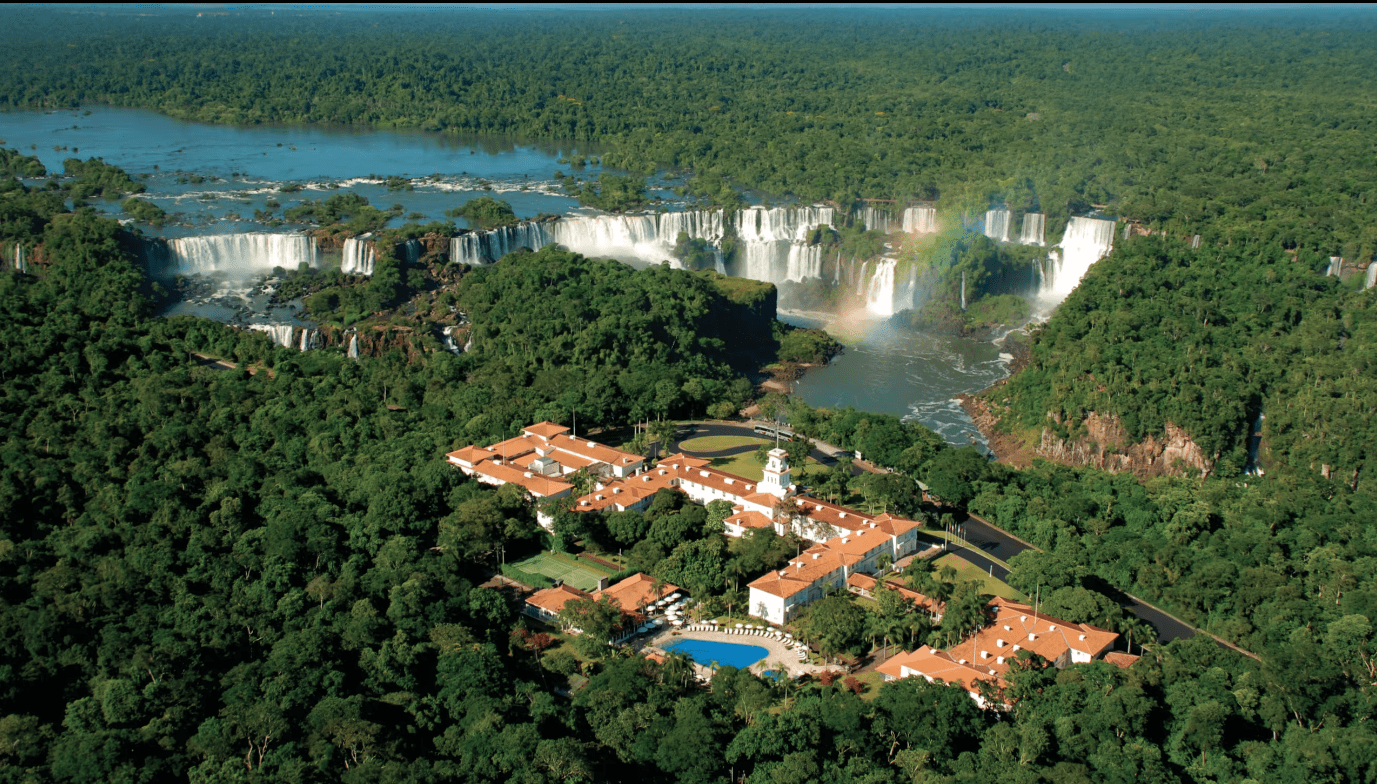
[987,235,1377,479]
[3,189,1377,782]
[4,7,1377,783]
[3,7,1376,255]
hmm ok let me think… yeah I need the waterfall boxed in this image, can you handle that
[1122,222,1132,241]
[984,209,1011,243]
[450,222,553,266]
[248,324,296,348]
[713,251,726,275]
[442,326,464,355]
[402,239,421,265]
[1039,217,1115,303]
[1019,213,1046,246]
[960,271,967,311]
[1366,263,1377,290]
[1327,257,1343,277]
[7,243,26,273]
[296,328,322,351]
[901,207,937,234]
[442,206,841,284]
[857,207,893,234]
[1191,235,1202,249]
[856,261,870,297]
[166,233,318,277]
[784,244,824,282]
[657,210,725,245]
[864,259,898,316]
[347,333,359,359]
[341,236,376,276]
[728,206,835,285]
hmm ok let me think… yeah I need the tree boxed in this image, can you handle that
[558,594,626,655]
[805,596,867,661]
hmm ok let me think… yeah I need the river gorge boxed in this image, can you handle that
[2,107,1118,450]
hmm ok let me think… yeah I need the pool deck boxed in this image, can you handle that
[640,627,832,680]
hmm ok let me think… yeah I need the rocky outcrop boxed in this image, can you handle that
[1035,412,1214,478]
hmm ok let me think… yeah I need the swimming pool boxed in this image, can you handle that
[661,638,770,670]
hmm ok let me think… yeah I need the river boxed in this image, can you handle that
[1,107,1064,448]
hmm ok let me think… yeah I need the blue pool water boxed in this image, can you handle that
[661,638,770,670]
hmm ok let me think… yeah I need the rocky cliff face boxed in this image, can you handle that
[960,395,1215,478]
[1035,411,1214,478]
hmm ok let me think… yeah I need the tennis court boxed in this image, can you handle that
[511,552,613,592]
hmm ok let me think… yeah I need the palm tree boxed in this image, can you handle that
[1116,615,1159,655]
[663,651,693,688]
[877,552,894,574]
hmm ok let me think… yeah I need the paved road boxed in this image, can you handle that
[670,421,1216,649]
[957,514,1202,644]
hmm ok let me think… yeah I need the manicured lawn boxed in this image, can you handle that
[679,435,770,451]
[930,553,1026,601]
[708,452,831,483]
[510,551,610,591]
[854,670,888,701]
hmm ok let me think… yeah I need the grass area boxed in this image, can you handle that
[679,435,769,451]
[708,453,831,483]
[927,533,1012,569]
[548,550,618,577]
[853,670,888,701]
[931,553,1026,602]
[510,551,609,591]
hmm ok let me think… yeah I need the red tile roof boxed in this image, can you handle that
[527,584,592,615]
[877,645,1007,694]
[523,421,570,439]
[748,549,847,599]
[1103,652,1140,669]
[952,598,1119,675]
[846,573,946,616]
[593,573,679,614]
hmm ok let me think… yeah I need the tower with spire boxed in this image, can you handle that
[760,447,792,498]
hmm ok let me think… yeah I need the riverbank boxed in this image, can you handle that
[958,325,1036,466]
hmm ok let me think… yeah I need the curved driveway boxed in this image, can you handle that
[670,421,854,472]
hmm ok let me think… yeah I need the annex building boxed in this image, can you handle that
[877,596,1121,705]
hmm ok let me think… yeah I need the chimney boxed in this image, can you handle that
[1028,633,1036,641]
[1019,615,1027,622]
[1079,633,1086,641]
[1048,625,1057,632]
[523,471,533,478]
[980,650,989,659]
[812,553,820,560]
[996,639,1005,648]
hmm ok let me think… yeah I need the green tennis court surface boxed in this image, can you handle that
[511,552,610,591]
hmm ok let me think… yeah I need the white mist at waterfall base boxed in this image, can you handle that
[152,233,319,335]
[165,233,319,278]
